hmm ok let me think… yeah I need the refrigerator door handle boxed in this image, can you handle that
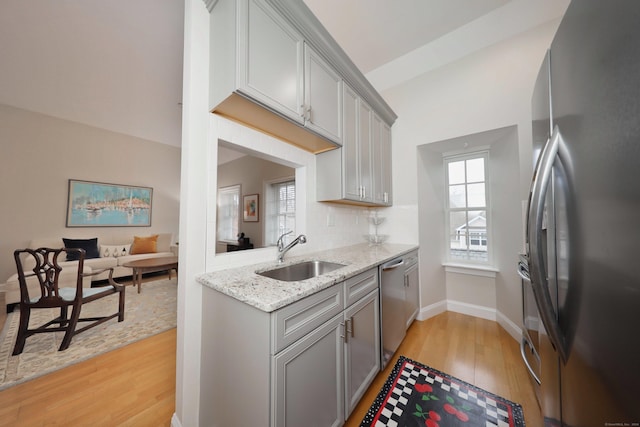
[517,262,530,281]
[520,337,542,385]
[527,124,568,363]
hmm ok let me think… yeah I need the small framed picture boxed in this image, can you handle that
[243,194,259,222]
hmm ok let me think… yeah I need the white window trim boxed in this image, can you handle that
[443,263,498,278]
[263,176,296,247]
[443,150,493,266]
[217,184,241,244]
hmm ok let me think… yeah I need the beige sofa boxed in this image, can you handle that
[2,233,175,305]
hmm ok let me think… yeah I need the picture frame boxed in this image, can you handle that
[66,179,153,227]
[243,194,259,222]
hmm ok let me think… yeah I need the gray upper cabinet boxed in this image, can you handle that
[210,0,346,152]
[372,113,392,206]
[304,45,343,145]
[316,84,393,206]
[209,0,395,154]
[342,84,360,201]
[358,99,374,203]
[240,0,304,123]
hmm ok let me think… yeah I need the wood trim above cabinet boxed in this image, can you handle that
[213,93,338,154]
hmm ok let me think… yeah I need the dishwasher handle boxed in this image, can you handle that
[382,259,405,271]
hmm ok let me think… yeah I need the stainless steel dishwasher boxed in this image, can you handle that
[379,256,406,368]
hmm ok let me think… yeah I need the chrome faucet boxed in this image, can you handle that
[277,231,307,263]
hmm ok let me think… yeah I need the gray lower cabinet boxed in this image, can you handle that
[272,313,344,427]
[344,289,380,417]
[201,268,380,427]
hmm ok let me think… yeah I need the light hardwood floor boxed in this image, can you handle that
[0,309,540,426]
[0,327,176,427]
[344,311,542,426]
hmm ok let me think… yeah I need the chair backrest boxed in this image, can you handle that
[14,247,85,306]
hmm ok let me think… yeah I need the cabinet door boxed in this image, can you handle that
[344,289,380,418]
[272,314,344,427]
[380,121,392,205]
[342,84,361,201]
[404,256,420,329]
[304,45,342,145]
[372,113,392,206]
[239,0,304,123]
[358,99,373,203]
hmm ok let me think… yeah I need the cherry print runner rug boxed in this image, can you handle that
[360,356,525,427]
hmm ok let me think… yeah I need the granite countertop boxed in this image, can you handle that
[197,243,418,312]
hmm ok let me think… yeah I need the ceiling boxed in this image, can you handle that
[0,0,184,147]
[0,0,568,148]
[303,0,510,74]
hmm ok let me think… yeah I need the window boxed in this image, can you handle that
[266,179,296,246]
[217,184,240,242]
[445,152,490,263]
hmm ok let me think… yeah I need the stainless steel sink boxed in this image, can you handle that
[257,260,346,282]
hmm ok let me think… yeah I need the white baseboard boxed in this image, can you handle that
[447,300,496,321]
[416,299,523,343]
[497,310,522,342]
[417,300,447,321]
[171,413,182,427]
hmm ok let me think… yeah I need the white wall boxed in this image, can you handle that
[174,0,209,425]
[0,104,181,283]
[378,20,562,332]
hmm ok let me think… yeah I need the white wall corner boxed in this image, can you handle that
[417,300,447,321]
[417,299,523,345]
[497,310,522,342]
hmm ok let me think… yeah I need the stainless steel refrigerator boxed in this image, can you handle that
[527,1,640,425]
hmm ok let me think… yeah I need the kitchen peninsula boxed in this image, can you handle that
[197,242,418,426]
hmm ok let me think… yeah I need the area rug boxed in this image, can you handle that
[0,278,177,390]
[361,356,525,427]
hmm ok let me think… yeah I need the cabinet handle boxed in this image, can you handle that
[300,104,311,121]
[340,322,348,343]
[346,318,354,338]
[384,192,388,203]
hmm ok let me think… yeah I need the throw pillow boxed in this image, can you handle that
[130,234,158,255]
[100,244,131,258]
[62,238,100,261]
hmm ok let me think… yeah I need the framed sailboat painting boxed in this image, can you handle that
[66,179,153,227]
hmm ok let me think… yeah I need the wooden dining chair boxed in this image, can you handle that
[12,247,126,355]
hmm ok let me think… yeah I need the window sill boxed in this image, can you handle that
[443,262,499,278]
